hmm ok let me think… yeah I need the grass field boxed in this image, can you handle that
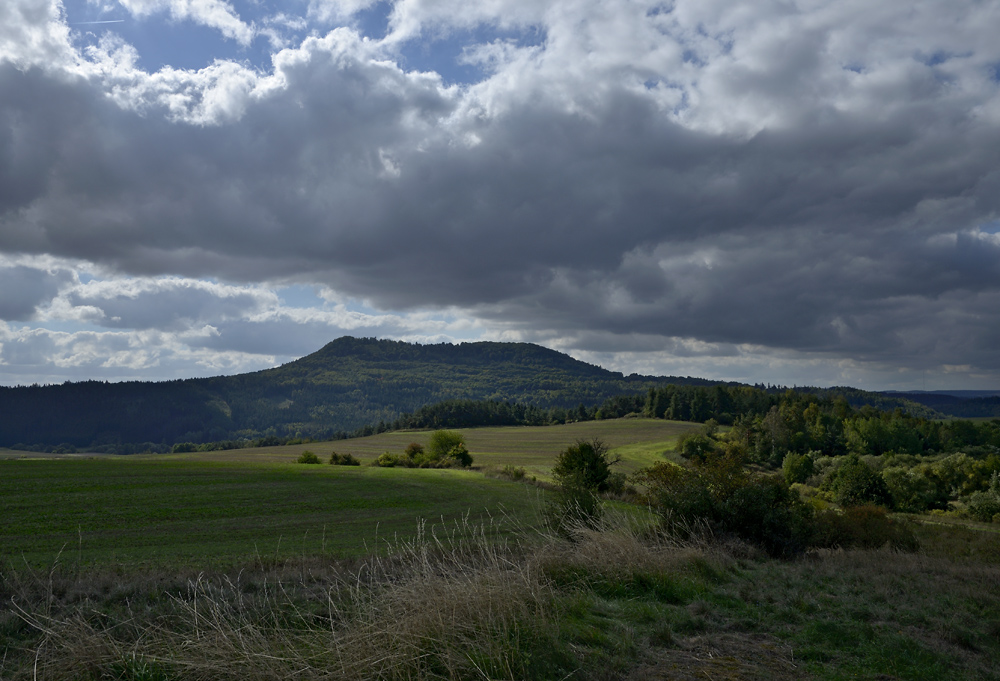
[158,418,699,478]
[4,419,1000,680]
[0,459,548,568]
[0,419,696,568]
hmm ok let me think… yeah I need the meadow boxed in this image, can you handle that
[0,419,696,568]
[3,418,1000,680]
[158,418,696,477]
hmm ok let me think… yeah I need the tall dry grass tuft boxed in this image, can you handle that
[6,515,563,680]
[538,510,722,581]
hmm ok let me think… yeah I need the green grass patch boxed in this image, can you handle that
[148,418,698,480]
[0,458,544,568]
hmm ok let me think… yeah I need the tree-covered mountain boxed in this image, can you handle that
[4,336,983,451]
[0,337,727,448]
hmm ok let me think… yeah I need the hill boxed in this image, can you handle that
[0,337,722,448]
[882,391,1000,418]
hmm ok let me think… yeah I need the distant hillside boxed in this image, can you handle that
[883,392,1000,418]
[794,387,945,420]
[0,337,724,448]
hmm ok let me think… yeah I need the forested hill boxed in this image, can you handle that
[0,337,725,449]
[886,390,1000,418]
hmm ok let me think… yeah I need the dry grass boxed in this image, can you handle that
[3,515,713,681]
[4,514,1000,680]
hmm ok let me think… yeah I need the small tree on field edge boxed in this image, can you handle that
[549,438,620,532]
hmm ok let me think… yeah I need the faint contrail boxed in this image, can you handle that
[72,19,126,25]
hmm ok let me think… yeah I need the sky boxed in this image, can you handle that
[1,0,999,391]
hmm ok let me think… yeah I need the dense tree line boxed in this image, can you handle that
[650,385,1000,518]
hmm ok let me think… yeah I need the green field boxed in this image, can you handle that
[159,418,698,477]
[4,419,1000,680]
[0,460,551,568]
[0,419,696,568]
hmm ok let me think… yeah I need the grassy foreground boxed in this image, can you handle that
[2,515,999,680]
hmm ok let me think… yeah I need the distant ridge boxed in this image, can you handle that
[0,336,725,448]
[881,391,1000,418]
[2,336,980,450]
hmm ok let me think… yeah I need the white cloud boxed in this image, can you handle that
[116,0,255,45]
[0,0,79,70]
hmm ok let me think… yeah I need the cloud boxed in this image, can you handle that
[1,0,1000,387]
[0,320,277,383]
[0,264,73,320]
[0,0,77,69]
[116,0,255,45]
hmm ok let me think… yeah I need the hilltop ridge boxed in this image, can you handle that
[0,337,716,449]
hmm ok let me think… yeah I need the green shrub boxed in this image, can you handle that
[171,442,198,453]
[329,451,361,466]
[604,471,635,496]
[404,442,425,459]
[782,451,815,485]
[637,452,813,558]
[447,442,474,467]
[675,433,717,464]
[881,465,948,513]
[296,451,320,464]
[372,451,400,467]
[428,430,465,459]
[811,505,918,551]
[548,439,619,532]
[552,438,620,493]
[823,453,894,508]
[499,465,526,481]
[965,472,1000,522]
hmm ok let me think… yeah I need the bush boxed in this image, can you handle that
[882,465,948,513]
[811,505,918,551]
[372,451,401,467]
[637,452,814,558]
[675,433,717,464]
[297,451,321,464]
[782,452,815,485]
[447,442,474,467]
[823,453,894,508]
[552,438,619,493]
[499,465,526,481]
[172,442,198,453]
[604,471,635,497]
[329,451,361,466]
[964,472,1000,522]
[548,439,620,532]
[428,431,465,459]
[370,442,472,469]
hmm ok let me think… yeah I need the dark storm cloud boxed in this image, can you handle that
[2,0,1000,384]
